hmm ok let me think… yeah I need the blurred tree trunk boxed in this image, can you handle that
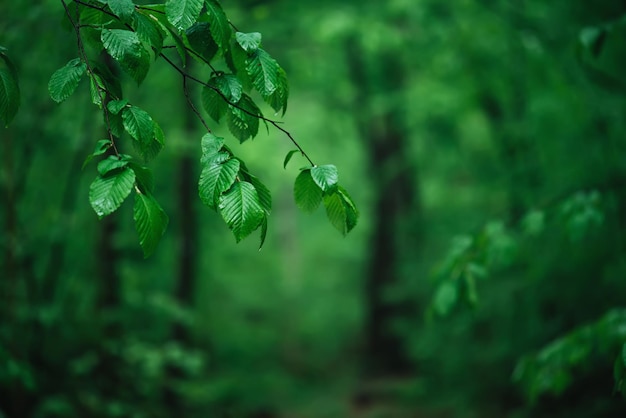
[174,88,199,343]
[345,36,421,375]
[97,55,122,312]
[481,0,539,221]
[42,133,91,300]
[164,61,201,412]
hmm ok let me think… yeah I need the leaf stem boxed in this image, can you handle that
[183,76,211,133]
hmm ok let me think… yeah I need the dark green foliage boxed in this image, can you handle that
[0,47,20,126]
[185,22,219,62]
[514,309,626,403]
[38,0,356,255]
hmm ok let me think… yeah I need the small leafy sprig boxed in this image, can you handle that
[47,0,358,256]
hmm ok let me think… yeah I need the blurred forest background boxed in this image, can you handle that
[3,0,626,417]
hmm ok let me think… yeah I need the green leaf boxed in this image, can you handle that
[108,111,125,138]
[82,139,112,169]
[219,181,265,242]
[229,43,252,90]
[199,158,240,209]
[101,29,150,84]
[133,134,163,162]
[235,32,262,52]
[138,6,184,64]
[107,99,128,115]
[102,29,142,60]
[0,50,20,126]
[294,169,323,212]
[80,3,110,26]
[259,216,268,249]
[89,167,135,218]
[186,22,219,62]
[321,187,358,235]
[204,0,231,51]
[216,74,243,103]
[200,132,225,159]
[201,74,242,122]
[121,49,151,85]
[311,164,338,192]
[92,60,123,99]
[107,0,135,20]
[122,105,154,147]
[202,83,226,123]
[48,58,87,103]
[283,149,299,169]
[165,0,203,31]
[91,139,113,157]
[226,94,260,143]
[323,190,347,235]
[246,48,279,98]
[89,73,105,107]
[128,161,154,193]
[133,11,164,55]
[246,173,271,215]
[134,191,169,258]
[97,155,130,175]
[266,66,289,115]
[337,186,358,233]
[433,282,458,316]
[135,121,165,161]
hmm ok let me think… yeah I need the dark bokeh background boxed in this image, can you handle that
[3,0,626,417]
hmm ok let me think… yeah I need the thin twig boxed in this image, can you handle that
[183,76,211,133]
[61,0,120,157]
[160,53,315,166]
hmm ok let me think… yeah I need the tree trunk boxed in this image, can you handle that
[344,36,421,375]
[173,96,199,343]
[164,61,202,413]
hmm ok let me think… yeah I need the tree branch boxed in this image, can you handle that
[69,0,315,166]
[61,0,120,157]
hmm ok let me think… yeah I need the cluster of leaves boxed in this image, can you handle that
[42,0,357,256]
[577,17,626,399]
[428,221,516,317]
[293,164,358,236]
[559,190,604,241]
[513,309,626,403]
[429,190,605,317]
[0,296,207,418]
